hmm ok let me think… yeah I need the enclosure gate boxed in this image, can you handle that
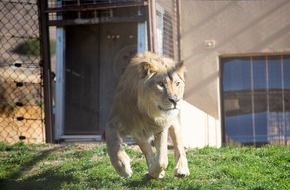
[42,0,180,142]
[0,0,180,143]
[0,0,45,143]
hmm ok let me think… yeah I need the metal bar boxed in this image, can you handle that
[147,0,154,52]
[38,0,54,143]
[60,135,102,141]
[219,56,227,145]
[48,15,146,26]
[176,0,182,62]
[137,22,147,52]
[46,1,148,13]
[54,27,65,141]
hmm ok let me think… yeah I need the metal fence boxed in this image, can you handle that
[0,0,44,144]
[154,0,180,61]
[0,0,180,144]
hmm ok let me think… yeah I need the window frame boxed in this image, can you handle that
[220,53,290,146]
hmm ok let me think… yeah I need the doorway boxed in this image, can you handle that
[99,23,137,131]
[63,23,137,136]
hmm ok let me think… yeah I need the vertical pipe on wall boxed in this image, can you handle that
[176,0,182,62]
[38,0,54,143]
[147,0,157,52]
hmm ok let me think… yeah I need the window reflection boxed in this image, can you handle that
[222,55,290,146]
[223,58,251,92]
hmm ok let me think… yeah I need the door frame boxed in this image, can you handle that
[54,22,147,141]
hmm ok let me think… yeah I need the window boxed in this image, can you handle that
[155,1,178,60]
[221,54,290,146]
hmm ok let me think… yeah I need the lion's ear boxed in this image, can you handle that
[141,62,157,78]
[175,60,186,80]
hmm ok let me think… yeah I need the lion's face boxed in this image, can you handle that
[148,71,185,114]
[131,52,186,120]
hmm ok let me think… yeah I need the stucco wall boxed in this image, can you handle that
[180,0,290,120]
[180,101,221,148]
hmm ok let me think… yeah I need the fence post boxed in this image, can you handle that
[38,0,54,143]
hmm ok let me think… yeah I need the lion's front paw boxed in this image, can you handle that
[148,161,167,179]
[112,151,133,178]
[145,169,165,179]
[174,166,190,177]
[174,157,190,177]
[174,156,190,177]
[148,168,165,179]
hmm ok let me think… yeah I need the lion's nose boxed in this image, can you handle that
[168,96,180,106]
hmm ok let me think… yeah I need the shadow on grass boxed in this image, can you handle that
[0,169,75,190]
[125,174,154,188]
[0,146,76,190]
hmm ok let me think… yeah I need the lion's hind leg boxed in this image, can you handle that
[105,123,133,178]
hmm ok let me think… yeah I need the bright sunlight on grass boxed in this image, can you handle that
[0,142,289,190]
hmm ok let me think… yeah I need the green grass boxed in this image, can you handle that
[0,142,289,190]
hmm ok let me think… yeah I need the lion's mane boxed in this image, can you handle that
[108,51,185,140]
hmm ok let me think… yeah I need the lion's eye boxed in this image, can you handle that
[158,82,165,88]
[176,81,180,86]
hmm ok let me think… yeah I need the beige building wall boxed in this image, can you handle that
[180,0,290,147]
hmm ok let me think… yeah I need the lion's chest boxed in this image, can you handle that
[121,113,178,140]
[130,123,165,141]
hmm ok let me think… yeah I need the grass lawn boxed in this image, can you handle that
[0,142,289,190]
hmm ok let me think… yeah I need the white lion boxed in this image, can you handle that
[105,51,189,179]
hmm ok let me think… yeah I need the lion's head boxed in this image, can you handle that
[112,52,185,124]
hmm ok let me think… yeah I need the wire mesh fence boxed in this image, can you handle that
[155,0,179,61]
[0,0,44,144]
[0,0,180,144]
